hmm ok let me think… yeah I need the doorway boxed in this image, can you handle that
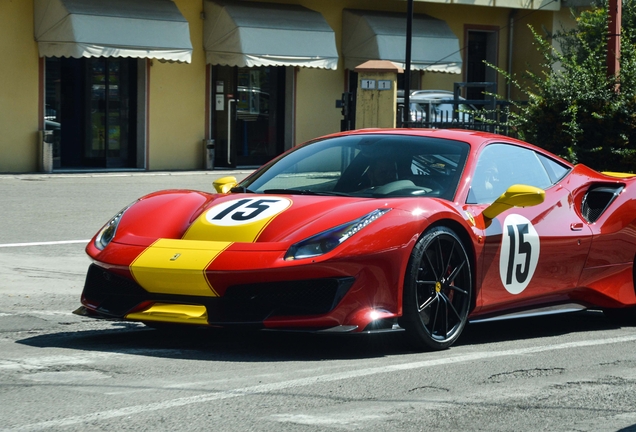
[212,66,286,167]
[45,57,139,169]
[465,28,498,100]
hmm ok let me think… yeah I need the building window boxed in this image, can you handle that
[465,28,498,100]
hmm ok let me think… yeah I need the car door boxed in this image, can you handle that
[465,143,593,316]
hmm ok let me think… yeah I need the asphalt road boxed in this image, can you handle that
[1,171,636,432]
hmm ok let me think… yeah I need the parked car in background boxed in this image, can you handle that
[397,89,476,125]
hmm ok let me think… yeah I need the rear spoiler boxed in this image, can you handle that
[602,171,636,179]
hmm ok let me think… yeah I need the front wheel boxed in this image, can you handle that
[401,227,472,351]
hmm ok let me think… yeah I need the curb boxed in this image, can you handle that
[0,169,256,180]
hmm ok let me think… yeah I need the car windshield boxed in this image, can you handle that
[239,134,470,200]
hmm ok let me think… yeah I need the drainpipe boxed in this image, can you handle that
[607,0,621,90]
[403,0,413,127]
[507,10,516,100]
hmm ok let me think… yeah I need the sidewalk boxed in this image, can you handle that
[0,168,257,180]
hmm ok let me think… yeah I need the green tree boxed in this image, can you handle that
[501,0,636,171]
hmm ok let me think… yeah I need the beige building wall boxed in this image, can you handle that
[148,0,207,170]
[510,10,557,101]
[0,1,39,173]
[308,0,525,122]
[417,4,512,96]
[295,68,343,144]
[0,0,567,172]
[295,0,415,144]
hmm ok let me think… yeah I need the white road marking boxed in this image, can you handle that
[271,412,386,427]
[22,371,111,383]
[0,311,78,319]
[0,353,118,371]
[6,334,636,431]
[0,240,89,248]
[25,311,75,317]
[0,349,189,372]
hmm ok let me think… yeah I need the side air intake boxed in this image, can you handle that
[581,184,624,223]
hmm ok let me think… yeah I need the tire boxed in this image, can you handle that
[603,307,636,325]
[401,226,472,351]
[603,257,636,325]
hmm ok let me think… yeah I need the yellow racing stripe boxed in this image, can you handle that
[130,198,291,297]
[130,239,231,297]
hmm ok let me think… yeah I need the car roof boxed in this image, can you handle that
[323,128,497,144]
[314,128,573,168]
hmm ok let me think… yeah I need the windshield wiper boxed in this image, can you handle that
[263,189,349,196]
[229,186,254,193]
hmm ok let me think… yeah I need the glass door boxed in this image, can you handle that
[86,58,136,168]
[465,29,498,100]
[45,57,137,169]
[212,66,285,167]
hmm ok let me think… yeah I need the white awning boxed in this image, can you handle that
[203,0,338,69]
[34,0,193,63]
[343,9,462,74]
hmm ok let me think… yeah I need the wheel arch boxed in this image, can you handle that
[633,253,636,298]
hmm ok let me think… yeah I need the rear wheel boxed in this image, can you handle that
[603,307,636,325]
[401,227,472,350]
[603,256,636,325]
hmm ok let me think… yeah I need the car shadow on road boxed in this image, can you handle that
[16,322,413,361]
[15,310,625,362]
[458,309,623,346]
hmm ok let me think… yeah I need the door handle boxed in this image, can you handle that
[570,222,584,231]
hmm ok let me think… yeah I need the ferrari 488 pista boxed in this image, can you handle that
[75,129,636,350]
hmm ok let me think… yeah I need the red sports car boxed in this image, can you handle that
[75,129,636,350]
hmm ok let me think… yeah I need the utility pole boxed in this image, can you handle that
[607,0,621,88]
[403,0,413,127]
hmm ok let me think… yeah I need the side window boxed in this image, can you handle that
[537,153,571,184]
[468,144,552,204]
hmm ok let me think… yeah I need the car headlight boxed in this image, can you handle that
[284,208,391,260]
[94,203,135,250]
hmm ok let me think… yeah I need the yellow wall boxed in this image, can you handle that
[295,68,344,144]
[508,7,577,100]
[147,0,207,170]
[257,0,566,145]
[417,4,512,97]
[510,10,555,101]
[0,0,563,172]
[0,1,40,173]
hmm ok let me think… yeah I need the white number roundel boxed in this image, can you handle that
[205,197,291,226]
[499,214,540,295]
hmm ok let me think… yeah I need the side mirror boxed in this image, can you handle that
[482,184,545,220]
[213,176,238,194]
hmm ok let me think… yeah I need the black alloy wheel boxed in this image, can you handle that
[401,226,472,350]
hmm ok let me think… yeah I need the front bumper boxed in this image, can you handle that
[78,263,357,329]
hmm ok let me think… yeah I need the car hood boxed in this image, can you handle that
[108,189,450,252]
[181,193,396,244]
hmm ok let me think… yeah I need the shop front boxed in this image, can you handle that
[211,65,286,167]
[45,57,141,169]
[34,0,192,170]
[203,0,338,168]
[0,0,570,173]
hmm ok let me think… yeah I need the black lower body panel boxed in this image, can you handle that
[80,264,354,326]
